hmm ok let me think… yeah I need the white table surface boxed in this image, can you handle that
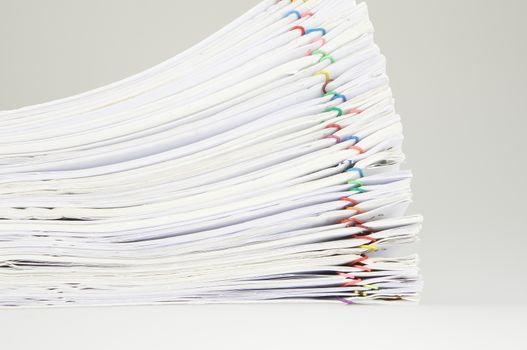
[1,304,525,349]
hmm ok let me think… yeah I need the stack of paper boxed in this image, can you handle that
[0,0,422,307]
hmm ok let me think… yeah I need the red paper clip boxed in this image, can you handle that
[325,135,341,143]
[339,197,359,206]
[337,272,363,287]
[290,25,305,36]
[349,145,365,154]
[349,108,363,114]
[340,217,364,226]
[324,123,342,131]
[322,79,333,94]
[352,234,376,243]
[350,255,369,265]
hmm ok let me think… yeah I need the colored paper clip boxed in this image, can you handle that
[312,37,327,46]
[325,135,341,143]
[305,27,327,36]
[340,197,359,206]
[350,255,369,265]
[363,284,379,290]
[284,10,302,19]
[353,234,376,243]
[315,69,331,81]
[336,297,354,305]
[320,54,336,64]
[359,244,379,252]
[347,167,364,178]
[337,272,358,279]
[324,106,342,116]
[353,285,375,297]
[351,221,374,233]
[302,11,314,18]
[342,135,360,143]
[337,272,362,287]
[324,91,346,102]
[350,187,366,193]
[322,79,333,93]
[349,145,365,154]
[349,108,363,114]
[344,280,363,287]
[342,217,365,225]
[347,223,374,235]
[340,217,364,226]
[324,123,342,130]
[349,255,372,272]
[345,206,362,213]
[311,49,328,58]
[354,265,372,272]
[348,179,364,187]
[289,25,305,35]
[312,50,335,64]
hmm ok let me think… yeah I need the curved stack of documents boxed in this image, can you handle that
[0,0,422,307]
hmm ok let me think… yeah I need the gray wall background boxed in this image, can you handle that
[0,0,525,305]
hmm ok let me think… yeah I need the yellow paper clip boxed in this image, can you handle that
[315,70,331,82]
[363,284,379,290]
[359,244,378,252]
